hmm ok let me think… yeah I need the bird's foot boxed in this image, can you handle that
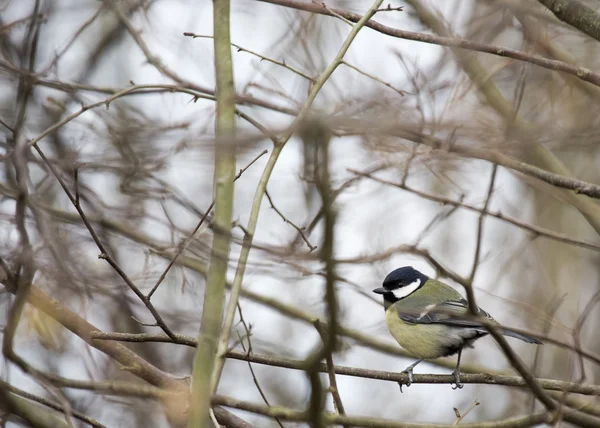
[398,367,415,392]
[451,369,463,390]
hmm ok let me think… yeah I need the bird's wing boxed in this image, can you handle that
[397,298,494,329]
[395,298,542,344]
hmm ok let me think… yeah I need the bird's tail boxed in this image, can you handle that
[502,329,542,344]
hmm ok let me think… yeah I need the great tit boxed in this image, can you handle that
[373,266,541,389]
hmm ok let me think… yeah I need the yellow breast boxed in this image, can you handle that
[385,307,450,359]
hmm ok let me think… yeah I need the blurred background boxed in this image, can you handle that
[1,0,600,426]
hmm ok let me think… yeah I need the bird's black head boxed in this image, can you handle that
[372,266,429,304]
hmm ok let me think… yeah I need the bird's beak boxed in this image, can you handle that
[372,287,387,294]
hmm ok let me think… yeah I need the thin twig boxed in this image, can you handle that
[467,164,498,286]
[313,324,346,420]
[257,0,600,89]
[31,142,177,340]
[209,0,385,398]
[453,400,480,425]
[146,149,268,299]
[236,304,285,428]
[348,168,600,252]
[183,33,314,81]
[265,190,316,251]
[342,60,406,96]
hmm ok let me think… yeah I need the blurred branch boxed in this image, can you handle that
[0,387,71,428]
[147,149,267,300]
[347,167,600,252]
[0,380,105,428]
[213,395,551,427]
[467,165,497,284]
[210,0,383,401]
[188,0,238,426]
[536,0,600,42]
[302,118,338,428]
[3,0,41,387]
[347,124,600,199]
[236,305,285,428]
[0,280,253,427]
[265,189,316,251]
[263,0,600,232]
[91,332,600,396]
[404,0,600,236]
[256,0,600,88]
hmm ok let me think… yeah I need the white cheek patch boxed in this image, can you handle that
[390,278,422,300]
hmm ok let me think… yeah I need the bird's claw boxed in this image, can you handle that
[398,367,414,392]
[451,369,463,390]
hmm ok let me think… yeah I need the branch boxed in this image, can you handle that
[402,0,600,236]
[183,32,314,82]
[265,190,316,251]
[349,126,600,199]
[347,167,600,252]
[256,0,600,88]
[147,149,267,300]
[210,0,383,397]
[0,279,255,427]
[0,380,105,428]
[90,332,600,396]
[0,388,70,428]
[213,395,551,428]
[188,0,237,425]
[483,322,600,427]
[537,0,600,42]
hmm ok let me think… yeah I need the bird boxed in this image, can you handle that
[372,266,541,389]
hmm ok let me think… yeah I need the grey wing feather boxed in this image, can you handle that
[398,298,493,330]
[397,299,542,344]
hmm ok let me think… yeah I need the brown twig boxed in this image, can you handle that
[265,190,317,251]
[183,32,314,82]
[212,394,551,427]
[341,60,406,96]
[257,0,600,89]
[348,168,600,252]
[453,400,480,425]
[32,141,178,339]
[313,324,346,420]
[0,379,106,428]
[236,304,285,428]
[90,331,600,396]
[146,149,268,299]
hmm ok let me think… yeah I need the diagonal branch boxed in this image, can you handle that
[536,0,600,42]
